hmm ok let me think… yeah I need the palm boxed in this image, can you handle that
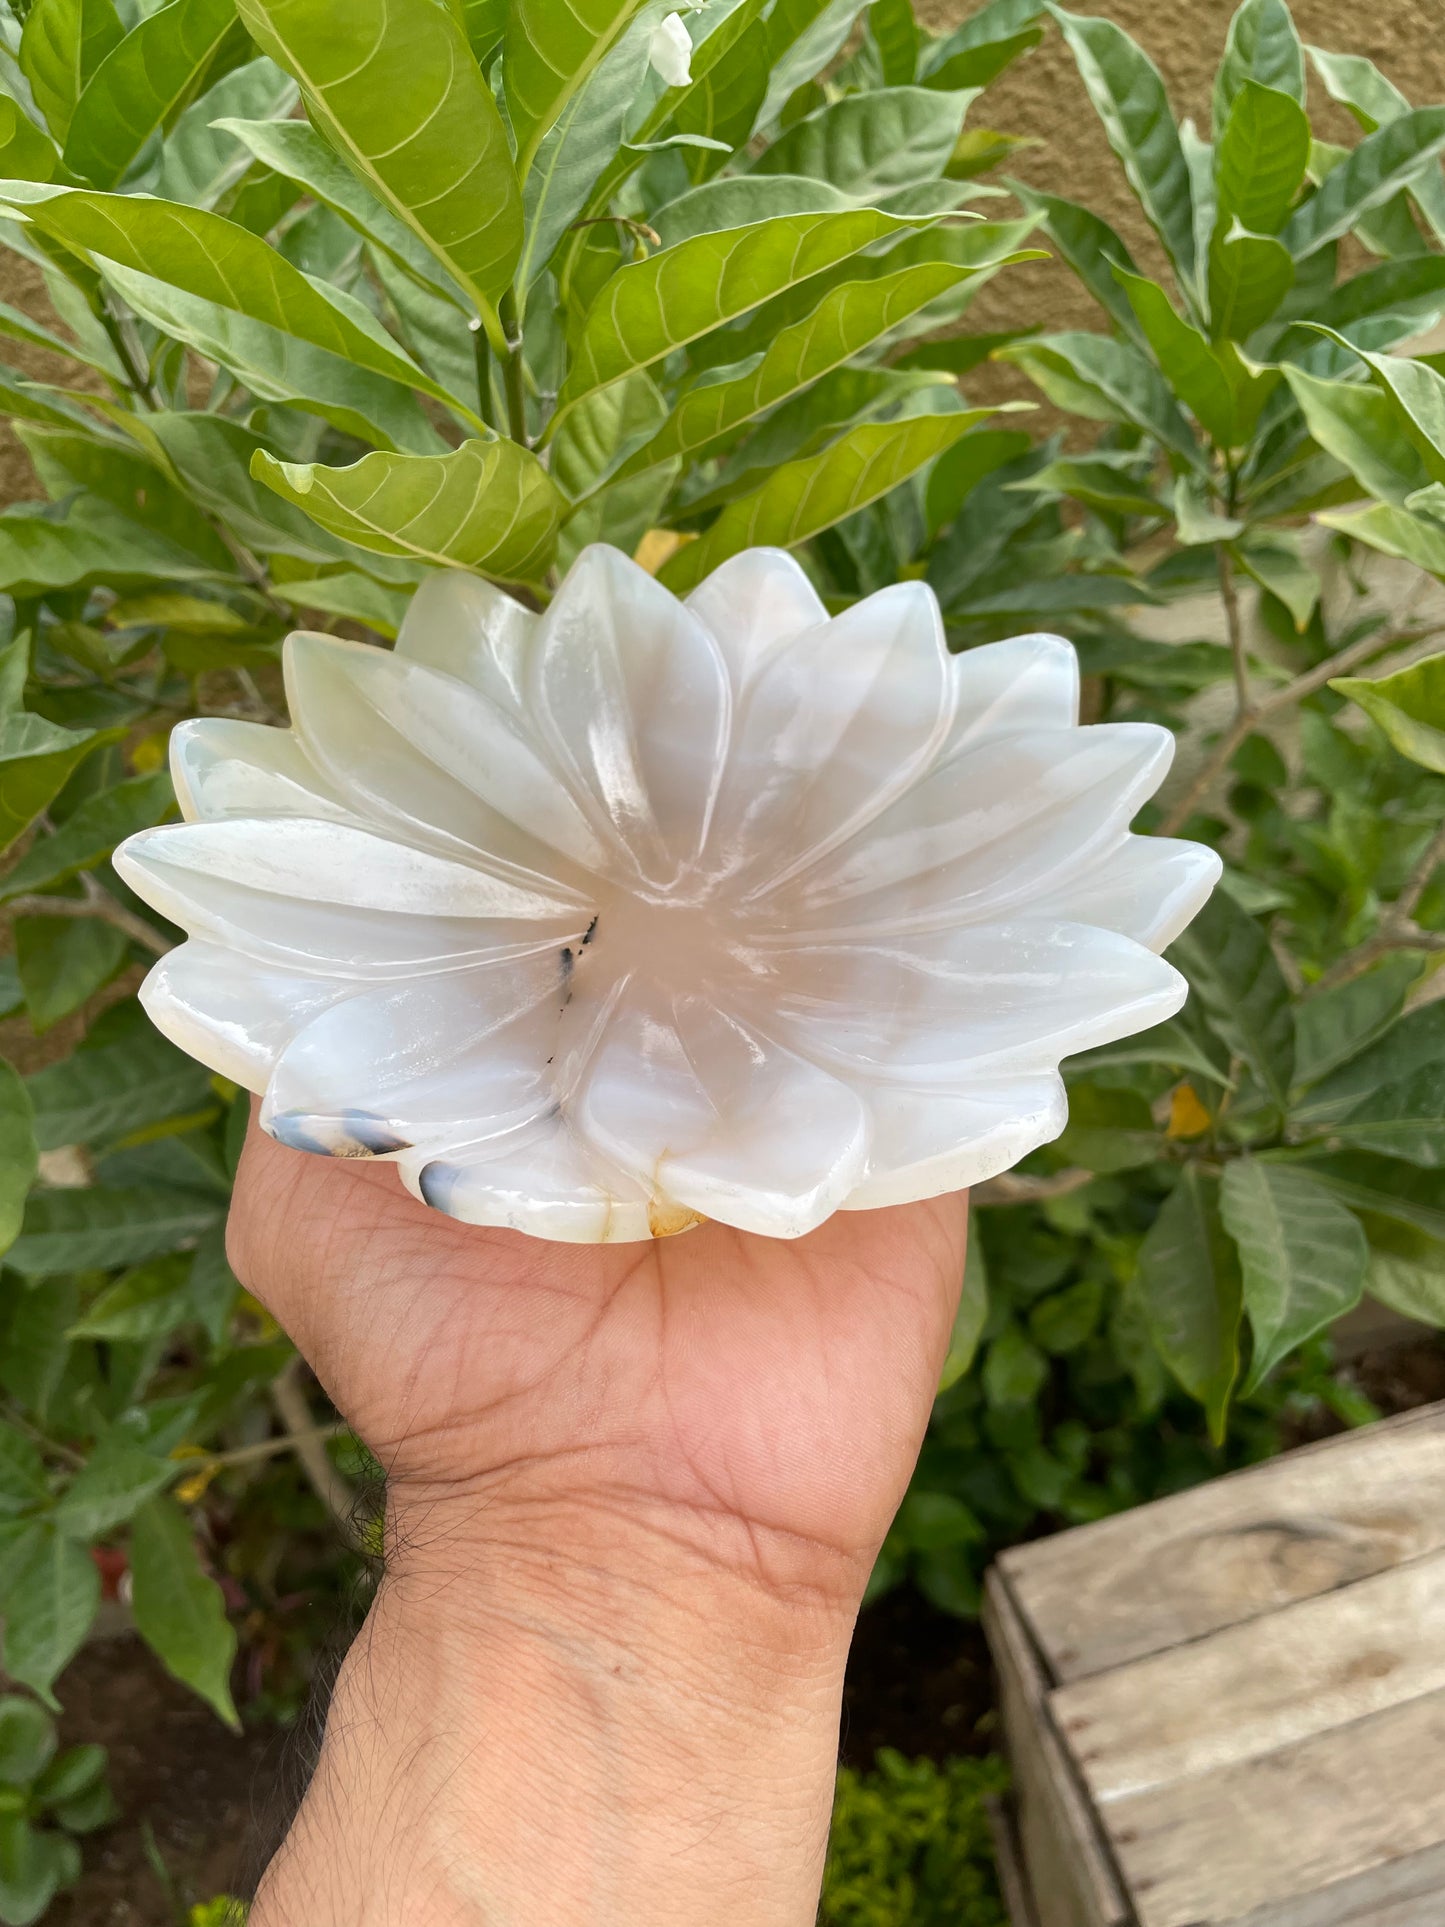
[229,1123,967,1588]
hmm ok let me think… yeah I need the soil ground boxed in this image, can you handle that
[42,1334,1445,1923]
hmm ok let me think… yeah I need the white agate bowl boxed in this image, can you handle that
[115,545,1220,1244]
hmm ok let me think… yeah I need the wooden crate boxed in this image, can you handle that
[984,1403,1445,1927]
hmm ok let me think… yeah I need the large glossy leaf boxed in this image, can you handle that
[6,1184,223,1276]
[1221,1158,1367,1388]
[658,407,992,592]
[0,770,174,905]
[759,0,868,130]
[869,0,918,87]
[1212,0,1303,135]
[1207,225,1293,340]
[214,117,463,304]
[653,175,855,247]
[130,1495,238,1727]
[15,915,128,1030]
[251,439,564,582]
[1214,79,1309,237]
[546,208,926,438]
[19,0,124,142]
[1169,889,1294,1108]
[1336,1065,1445,1168]
[1047,6,1196,281]
[920,0,1043,90]
[1294,1000,1445,1128]
[629,0,770,171]
[99,260,452,453]
[62,0,242,189]
[1013,185,1144,339]
[1281,110,1445,260]
[1308,45,1445,243]
[1136,1168,1241,1441]
[997,331,1202,466]
[1293,956,1422,1090]
[504,0,650,177]
[0,708,114,856]
[1320,337,1445,487]
[1115,269,1239,446]
[611,252,1028,487]
[0,184,455,404]
[1318,501,1445,577]
[1,1524,99,1705]
[749,86,972,198]
[1281,363,1430,507]
[154,54,298,208]
[0,94,62,182]
[233,0,522,323]
[0,1061,36,1260]
[1332,651,1445,773]
[27,1028,209,1152]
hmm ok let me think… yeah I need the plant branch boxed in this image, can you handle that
[271,1357,358,1540]
[205,1420,348,1472]
[5,873,173,956]
[498,289,529,448]
[1219,543,1250,714]
[973,1167,1093,1206]
[1309,816,1445,994]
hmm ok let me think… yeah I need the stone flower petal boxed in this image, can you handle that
[139,940,360,1092]
[575,984,871,1239]
[763,920,1186,1083]
[286,631,603,878]
[844,1075,1068,1210]
[787,724,1174,933]
[530,544,731,889]
[114,819,588,977]
[945,632,1079,752]
[1025,835,1223,952]
[261,957,563,1157]
[394,569,537,716]
[684,547,828,695]
[708,581,954,895]
[398,1116,655,1244]
[170,718,359,828]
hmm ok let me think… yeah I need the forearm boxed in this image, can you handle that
[249,1496,858,1926]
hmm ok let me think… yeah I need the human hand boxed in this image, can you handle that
[230,1122,966,1926]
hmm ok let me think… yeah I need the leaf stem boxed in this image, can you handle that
[270,1357,357,1540]
[498,289,529,447]
[1307,817,1445,995]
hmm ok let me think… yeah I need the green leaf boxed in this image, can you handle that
[1213,0,1303,136]
[19,0,124,142]
[0,706,110,856]
[213,117,465,305]
[14,915,128,1032]
[0,1426,47,1519]
[270,571,410,638]
[129,1495,237,1727]
[1295,999,1445,1127]
[868,0,917,87]
[749,86,973,199]
[504,0,649,177]
[611,255,1012,489]
[658,408,993,592]
[1318,501,1445,577]
[1336,1065,1445,1168]
[1135,1167,1242,1441]
[0,1696,56,1786]
[0,93,62,183]
[1319,338,1445,491]
[62,0,243,189]
[1056,1082,1160,1173]
[234,0,521,326]
[27,1029,208,1154]
[0,1063,37,1262]
[0,1808,79,1924]
[53,1430,175,1540]
[1047,5,1196,282]
[0,1279,76,1427]
[1331,650,1445,773]
[759,0,869,130]
[982,1322,1049,1408]
[155,54,299,209]
[1307,44,1445,243]
[7,1184,223,1277]
[548,208,927,439]
[919,0,1043,90]
[1170,888,1294,1108]
[996,331,1202,466]
[1,1524,99,1705]
[938,1235,986,1391]
[188,1225,239,1349]
[1282,362,1431,507]
[251,439,564,583]
[1214,79,1310,237]
[1014,185,1145,339]
[1233,530,1318,631]
[0,771,174,904]
[1293,955,1422,1088]
[1220,1158,1367,1388]
[926,425,1036,535]
[20,424,234,569]
[1114,268,1239,445]
[69,1256,196,1340]
[1281,110,1445,260]
[1206,224,1294,339]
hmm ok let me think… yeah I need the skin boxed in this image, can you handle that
[230,1117,968,1926]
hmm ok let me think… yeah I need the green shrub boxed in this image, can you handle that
[0,1695,112,1927]
[821,1750,1010,1927]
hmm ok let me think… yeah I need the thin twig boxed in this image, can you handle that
[5,877,173,956]
[1219,544,1250,714]
[271,1357,358,1540]
[206,1420,348,1472]
[1309,816,1445,994]
[973,1167,1093,1206]
[568,213,662,251]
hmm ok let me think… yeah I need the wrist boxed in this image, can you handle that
[252,1490,858,1927]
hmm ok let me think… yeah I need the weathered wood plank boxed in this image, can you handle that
[1103,1685,1445,1927]
[986,1795,1043,1927]
[983,1569,1128,1927]
[1053,1548,1445,1800]
[1000,1404,1445,1682]
[1233,1838,1445,1927]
